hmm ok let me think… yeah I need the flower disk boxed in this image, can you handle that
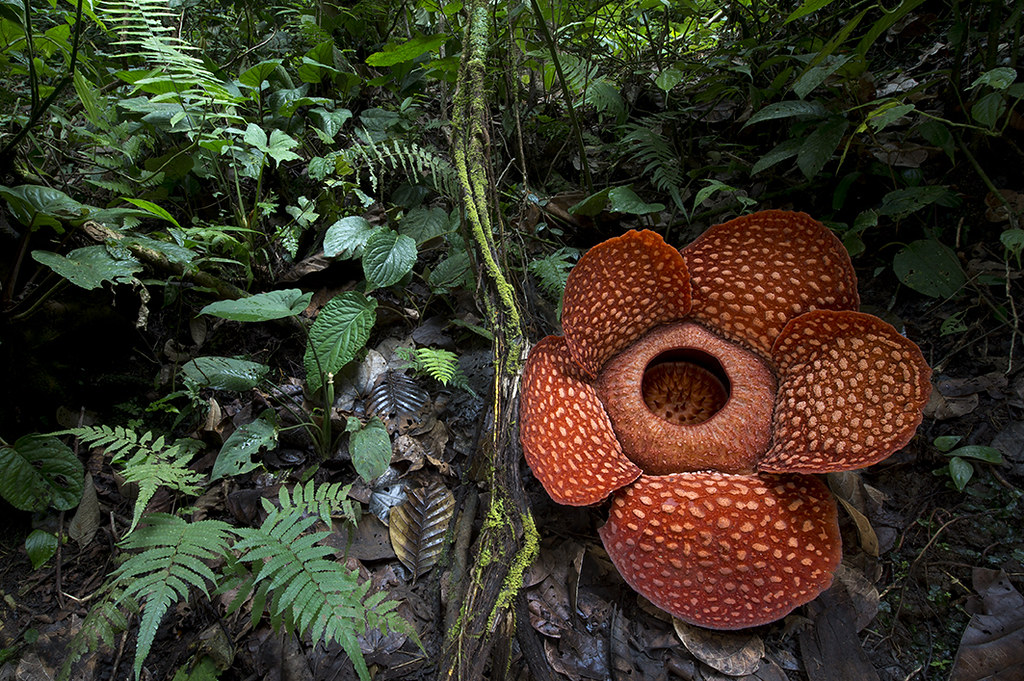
[599,473,842,630]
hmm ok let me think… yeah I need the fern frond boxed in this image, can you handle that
[620,121,686,210]
[270,479,357,528]
[59,426,204,532]
[113,514,235,679]
[346,138,458,199]
[59,591,135,681]
[528,247,579,307]
[230,497,411,681]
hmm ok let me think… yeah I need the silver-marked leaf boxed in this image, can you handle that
[200,289,311,322]
[33,246,142,290]
[743,100,828,127]
[182,356,270,391]
[324,216,380,258]
[348,416,392,483]
[211,415,277,481]
[389,480,454,579]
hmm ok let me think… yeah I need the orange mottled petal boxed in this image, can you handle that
[599,472,841,630]
[520,336,641,505]
[760,310,932,474]
[681,210,859,357]
[562,230,691,377]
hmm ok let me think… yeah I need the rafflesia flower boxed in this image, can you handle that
[520,210,931,629]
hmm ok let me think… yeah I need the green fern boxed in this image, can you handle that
[224,498,411,681]
[528,247,579,311]
[98,0,235,107]
[59,590,135,681]
[395,346,475,395]
[346,138,459,199]
[113,514,235,679]
[271,479,358,529]
[620,119,687,211]
[59,426,204,532]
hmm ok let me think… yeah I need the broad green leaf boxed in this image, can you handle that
[365,34,447,67]
[693,179,735,211]
[182,357,270,391]
[32,246,142,290]
[948,456,973,491]
[324,216,380,258]
[893,239,966,298]
[304,292,378,392]
[266,129,301,165]
[26,530,58,570]
[970,67,1017,91]
[743,101,827,127]
[569,188,613,217]
[654,69,684,92]
[239,60,283,89]
[0,435,84,512]
[797,119,848,179]
[751,138,802,175]
[855,0,927,58]
[120,235,196,265]
[362,230,417,289]
[428,250,472,292]
[793,55,851,100]
[933,435,962,452]
[917,120,955,162]
[1001,228,1024,264]
[606,186,665,215]
[212,416,278,481]
[400,207,450,244]
[784,0,837,23]
[0,184,88,229]
[866,103,916,132]
[347,417,392,483]
[201,289,312,322]
[879,185,960,218]
[948,445,1003,464]
[971,92,1005,128]
[310,107,353,138]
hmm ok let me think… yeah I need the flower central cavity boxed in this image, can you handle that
[642,351,729,425]
[595,322,777,475]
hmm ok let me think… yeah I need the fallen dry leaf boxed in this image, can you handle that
[950,568,1024,681]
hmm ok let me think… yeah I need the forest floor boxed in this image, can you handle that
[1,206,1022,681]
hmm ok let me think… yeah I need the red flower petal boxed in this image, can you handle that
[562,230,691,377]
[594,323,775,475]
[760,310,932,474]
[520,335,642,505]
[599,473,841,629]
[681,210,859,357]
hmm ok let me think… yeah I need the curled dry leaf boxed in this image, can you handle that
[68,473,100,547]
[388,479,455,579]
[673,618,764,676]
[950,568,1024,681]
[828,472,880,557]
